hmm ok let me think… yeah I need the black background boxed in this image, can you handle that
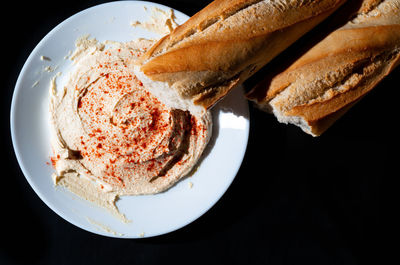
[1,1,392,264]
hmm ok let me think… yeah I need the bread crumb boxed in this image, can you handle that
[44,66,54,72]
[188,181,193,189]
[40,55,51,61]
[86,217,125,237]
[64,50,72,60]
[138,232,145,237]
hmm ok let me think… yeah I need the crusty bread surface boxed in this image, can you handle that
[246,0,400,136]
[135,0,347,114]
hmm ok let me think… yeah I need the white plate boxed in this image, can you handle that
[10,1,249,238]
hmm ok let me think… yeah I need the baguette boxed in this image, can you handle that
[246,0,400,136]
[134,0,347,115]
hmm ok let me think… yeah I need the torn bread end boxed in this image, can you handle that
[133,66,206,117]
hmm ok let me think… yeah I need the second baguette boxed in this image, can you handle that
[246,0,400,136]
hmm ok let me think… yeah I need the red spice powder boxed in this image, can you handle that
[74,48,207,188]
[50,154,60,167]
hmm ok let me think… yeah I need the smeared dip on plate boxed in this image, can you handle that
[49,11,212,220]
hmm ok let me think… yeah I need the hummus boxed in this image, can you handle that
[130,6,179,35]
[49,37,212,217]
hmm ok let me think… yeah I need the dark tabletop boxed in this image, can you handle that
[1,1,391,264]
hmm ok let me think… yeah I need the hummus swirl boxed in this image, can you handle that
[50,39,211,198]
